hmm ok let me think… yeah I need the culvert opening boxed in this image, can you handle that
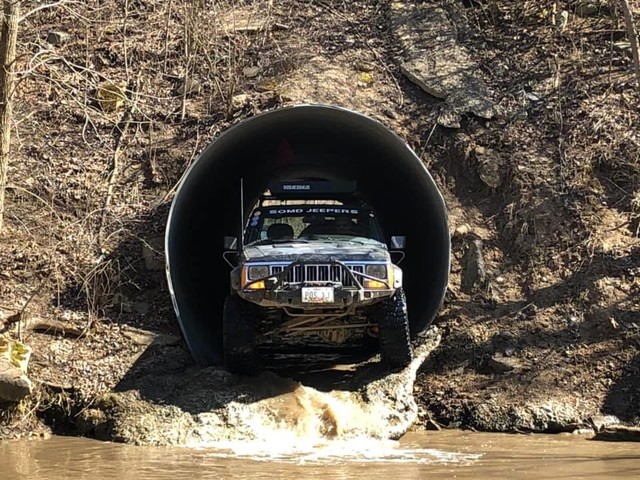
[166,105,450,365]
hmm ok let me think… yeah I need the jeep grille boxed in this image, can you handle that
[270,264,364,287]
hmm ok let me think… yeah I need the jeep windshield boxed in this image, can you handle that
[244,205,385,246]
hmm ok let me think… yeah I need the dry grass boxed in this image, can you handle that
[2,0,282,323]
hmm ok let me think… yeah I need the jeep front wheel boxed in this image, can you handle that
[378,287,412,369]
[222,296,260,375]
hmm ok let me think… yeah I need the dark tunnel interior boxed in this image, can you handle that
[165,105,450,365]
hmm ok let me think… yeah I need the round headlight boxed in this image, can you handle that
[366,264,387,279]
[248,265,269,280]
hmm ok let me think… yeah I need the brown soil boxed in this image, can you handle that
[1,0,639,438]
[412,0,640,431]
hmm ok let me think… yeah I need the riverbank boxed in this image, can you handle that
[1,0,639,441]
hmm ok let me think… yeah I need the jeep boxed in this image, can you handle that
[223,181,411,374]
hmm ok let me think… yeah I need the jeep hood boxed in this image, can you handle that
[243,241,389,263]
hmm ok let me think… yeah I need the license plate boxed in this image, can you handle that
[301,287,334,303]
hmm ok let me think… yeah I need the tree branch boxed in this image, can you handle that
[19,0,78,22]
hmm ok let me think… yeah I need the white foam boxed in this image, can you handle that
[198,437,482,465]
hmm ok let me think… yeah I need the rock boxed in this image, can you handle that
[0,365,32,402]
[122,326,180,347]
[391,2,501,127]
[475,147,503,188]
[497,330,516,342]
[524,89,544,104]
[141,236,164,272]
[223,19,270,34]
[176,78,201,96]
[382,108,397,119]
[46,31,69,46]
[575,2,599,17]
[75,408,111,441]
[242,66,260,79]
[355,60,374,72]
[571,427,596,435]
[256,78,279,92]
[454,224,470,236]
[468,399,583,433]
[28,317,84,338]
[122,329,156,346]
[214,5,273,35]
[437,108,463,129]
[594,425,640,442]
[0,336,33,402]
[461,239,486,293]
[425,418,442,430]
[558,423,589,433]
[589,414,621,432]
[232,94,249,109]
[120,300,134,313]
[487,354,522,373]
[613,41,632,59]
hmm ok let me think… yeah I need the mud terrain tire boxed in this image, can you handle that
[378,287,412,369]
[222,296,260,375]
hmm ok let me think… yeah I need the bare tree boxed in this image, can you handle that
[0,0,20,232]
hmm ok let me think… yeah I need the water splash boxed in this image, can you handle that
[200,436,482,465]
[219,383,389,440]
[94,328,443,449]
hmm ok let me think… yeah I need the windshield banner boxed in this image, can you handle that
[263,206,359,216]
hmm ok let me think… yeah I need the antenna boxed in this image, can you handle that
[239,177,245,251]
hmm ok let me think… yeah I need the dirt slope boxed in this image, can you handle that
[1,0,639,438]
[408,0,640,432]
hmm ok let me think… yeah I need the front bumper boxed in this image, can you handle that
[239,285,394,309]
[236,259,395,310]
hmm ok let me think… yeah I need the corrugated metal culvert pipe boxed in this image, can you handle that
[165,105,450,365]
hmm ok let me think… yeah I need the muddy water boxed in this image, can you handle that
[2,431,638,479]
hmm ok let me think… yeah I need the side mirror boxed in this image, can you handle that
[223,236,238,250]
[223,251,239,268]
[390,236,406,249]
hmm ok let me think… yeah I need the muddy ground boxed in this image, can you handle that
[1,0,639,441]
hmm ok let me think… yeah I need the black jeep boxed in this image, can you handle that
[223,181,411,374]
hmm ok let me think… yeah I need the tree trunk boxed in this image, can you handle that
[619,0,640,91]
[0,0,19,232]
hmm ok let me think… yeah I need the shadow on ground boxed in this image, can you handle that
[113,335,425,414]
[603,352,640,424]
